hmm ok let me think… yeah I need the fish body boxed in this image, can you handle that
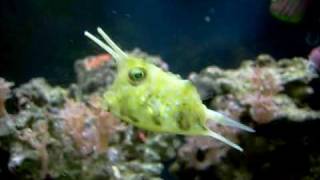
[104,56,207,135]
[84,28,254,151]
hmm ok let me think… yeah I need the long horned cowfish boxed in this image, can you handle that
[84,27,254,151]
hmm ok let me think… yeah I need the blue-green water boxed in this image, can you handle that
[0,0,319,85]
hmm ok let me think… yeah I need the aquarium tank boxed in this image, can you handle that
[0,0,320,179]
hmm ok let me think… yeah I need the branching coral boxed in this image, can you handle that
[0,78,14,117]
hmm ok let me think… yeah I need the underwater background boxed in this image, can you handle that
[1,0,320,180]
[1,0,319,84]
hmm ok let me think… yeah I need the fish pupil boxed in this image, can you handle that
[128,67,146,84]
[134,72,143,79]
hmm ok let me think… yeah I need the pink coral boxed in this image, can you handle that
[59,98,123,155]
[216,95,245,121]
[244,67,282,124]
[250,68,282,96]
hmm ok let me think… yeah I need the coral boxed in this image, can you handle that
[17,121,51,178]
[178,120,238,170]
[58,98,123,155]
[243,67,283,124]
[14,78,65,108]
[1,52,320,180]
[0,80,180,179]
[0,50,183,180]
[74,54,117,94]
[178,96,243,170]
[172,54,320,179]
[177,95,243,170]
[0,78,13,117]
[190,54,320,124]
[83,53,112,71]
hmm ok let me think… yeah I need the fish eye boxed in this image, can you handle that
[128,67,146,84]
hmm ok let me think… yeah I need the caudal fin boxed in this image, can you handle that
[206,108,255,132]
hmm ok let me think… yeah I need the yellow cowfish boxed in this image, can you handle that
[84,27,254,151]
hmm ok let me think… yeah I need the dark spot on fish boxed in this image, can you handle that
[145,96,162,126]
[120,107,139,123]
[193,115,206,130]
[152,117,161,126]
[128,115,139,123]
[177,111,190,130]
[200,122,207,130]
